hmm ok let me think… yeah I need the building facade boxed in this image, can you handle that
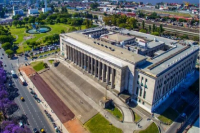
[60,28,199,113]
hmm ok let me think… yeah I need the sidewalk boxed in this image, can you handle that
[21,70,69,133]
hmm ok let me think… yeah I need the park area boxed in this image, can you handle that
[84,113,122,133]
[10,24,87,54]
[106,105,123,121]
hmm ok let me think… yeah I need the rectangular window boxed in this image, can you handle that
[143,91,146,99]
[138,75,140,78]
[142,77,143,80]
[142,101,145,105]
[140,89,142,97]
[145,79,148,82]
[136,87,139,95]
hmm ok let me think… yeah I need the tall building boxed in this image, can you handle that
[60,28,199,113]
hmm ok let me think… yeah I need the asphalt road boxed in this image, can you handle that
[0,48,54,133]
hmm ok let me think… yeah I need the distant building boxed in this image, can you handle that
[28,9,39,14]
[13,9,23,16]
[42,7,51,13]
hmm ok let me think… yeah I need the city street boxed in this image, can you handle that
[0,47,54,133]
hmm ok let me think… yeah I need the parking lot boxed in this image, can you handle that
[40,63,100,123]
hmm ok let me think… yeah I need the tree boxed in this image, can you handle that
[159,24,164,33]
[151,32,159,36]
[193,36,199,42]
[0,35,14,44]
[2,42,12,50]
[61,6,68,13]
[90,3,99,10]
[60,30,65,33]
[5,49,14,57]
[142,20,145,29]
[93,15,98,19]
[152,24,156,32]
[148,25,152,33]
[139,29,147,33]
[84,19,92,29]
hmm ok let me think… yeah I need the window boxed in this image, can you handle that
[145,84,147,88]
[140,89,142,96]
[143,91,146,99]
[142,77,143,80]
[145,79,148,82]
[138,75,140,78]
[139,99,141,102]
[137,81,139,84]
[141,83,143,86]
[136,87,139,94]
[142,101,145,105]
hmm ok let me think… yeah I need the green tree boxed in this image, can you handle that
[151,32,159,36]
[149,25,152,33]
[159,24,164,33]
[60,30,65,33]
[142,20,145,29]
[2,42,12,50]
[139,29,147,33]
[5,49,14,57]
[153,24,156,32]
[193,36,199,42]
[61,6,68,13]
[90,3,99,10]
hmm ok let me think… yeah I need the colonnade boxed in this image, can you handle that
[66,45,116,88]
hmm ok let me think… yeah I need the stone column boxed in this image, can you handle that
[67,46,70,59]
[73,49,75,63]
[87,56,90,73]
[81,53,84,68]
[98,61,102,80]
[102,64,106,82]
[84,54,87,70]
[111,68,115,89]
[106,66,110,84]
[76,50,79,65]
[94,60,97,77]
[91,58,93,75]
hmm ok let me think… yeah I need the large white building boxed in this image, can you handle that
[60,27,199,113]
[28,9,39,14]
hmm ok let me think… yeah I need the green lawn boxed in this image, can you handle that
[48,60,54,64]
[84,113,122,133]
[10,24,87,54]
[139,122,159,133]
[106,106,123,121]
[30,61,45,72]
[158,107,179,125]
[134,112,141,123]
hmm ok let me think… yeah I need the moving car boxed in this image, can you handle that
[33,128,39,133]
[40,128,45,133]
[20,97,25,101]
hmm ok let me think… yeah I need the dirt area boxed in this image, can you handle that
[64,118,88,133]
[19,66,36,77]
[40,66,98,123]
[30,73,75,123]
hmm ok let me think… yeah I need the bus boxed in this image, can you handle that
[19,76,26,85]
[11,70,17,78]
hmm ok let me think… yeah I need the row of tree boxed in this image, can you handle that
[103,14,138,29]
[0,26,15,57]
[0,62,31,132]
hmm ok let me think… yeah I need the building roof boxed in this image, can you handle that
[101,33,134,42]
[61,32,146,66]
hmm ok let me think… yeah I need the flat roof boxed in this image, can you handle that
[61,32,146,65]
[101,33,134,42]
[147,41,164,49]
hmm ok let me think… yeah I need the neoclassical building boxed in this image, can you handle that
[60,28,199,112]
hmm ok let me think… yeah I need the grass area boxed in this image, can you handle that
[10,24,87,54]
[48,60,54,64]
[158,107,179,125]
[177,100,188,113]
[134,112,141,123]
[84,113,122,133]
[30,61,45,72]
[106,106,123,121]
[189,79,199,95]
[139,122,159,133]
